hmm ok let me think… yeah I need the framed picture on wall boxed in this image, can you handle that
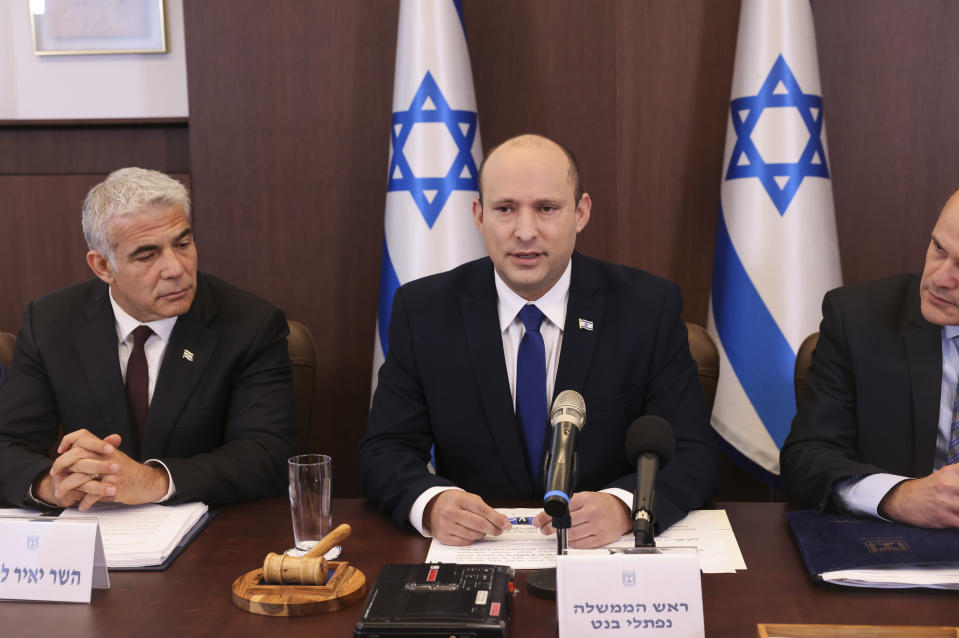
[29,0,167,56]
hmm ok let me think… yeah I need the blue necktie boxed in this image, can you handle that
[516,305,547,484]
[948,338,959,465]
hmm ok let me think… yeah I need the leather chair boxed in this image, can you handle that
[685,322,719,414]
[794,331,820,406]
[286,320,317,454]
[0,331,15,385]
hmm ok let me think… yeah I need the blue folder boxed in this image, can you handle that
[786,509,959,579]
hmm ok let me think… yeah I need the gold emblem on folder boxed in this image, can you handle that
[864,537,910,554]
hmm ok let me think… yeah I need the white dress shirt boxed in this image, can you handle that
[109,290,179,502]
[836,324,959,517]
[494,261,569,410]
[409,262,631,536]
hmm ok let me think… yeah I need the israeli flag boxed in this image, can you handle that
[371,0,486,393]
[707,0,842,477]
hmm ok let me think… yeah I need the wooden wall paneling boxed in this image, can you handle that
[812,0,959,286]
[610,1,738,323]
[0,175,96,331]
[0,121,189,176]
[183,1,398,497]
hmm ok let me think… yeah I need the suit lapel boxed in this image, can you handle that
[554,253,605,400]
[461,260,532,495]
[72,283,136,455]
[904,285,941,474]
[143,276,219,459]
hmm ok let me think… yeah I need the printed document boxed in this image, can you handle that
[59,502,208,568]
[425,508,746,573]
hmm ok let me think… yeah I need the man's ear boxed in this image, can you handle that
[575,193,592,233]
[86,251,116,285]
[472,197,484,231]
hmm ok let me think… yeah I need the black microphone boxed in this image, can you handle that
[625,416,675,547]
[542,390,586,517]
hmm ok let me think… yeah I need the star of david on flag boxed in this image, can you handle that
[371,0,486,398]
[388,72,479,229]
[707,0,842,480]
[726,55,829,215]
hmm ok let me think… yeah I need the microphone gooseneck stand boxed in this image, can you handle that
[527,510,570,600]
[633,508,656,548]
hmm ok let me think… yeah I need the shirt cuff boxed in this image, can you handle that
[601,487,633,511]
[144,459,177,503]
[409,485,463,537]
[833,473,908,519]
[26,481,58,509]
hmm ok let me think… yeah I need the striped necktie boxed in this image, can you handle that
[948,337,959,465]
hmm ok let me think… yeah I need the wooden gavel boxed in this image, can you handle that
[262,523,352,585]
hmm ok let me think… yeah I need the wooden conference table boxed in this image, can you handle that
[4,499,956,637]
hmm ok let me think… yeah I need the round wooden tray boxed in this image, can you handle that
[232,560,366,617]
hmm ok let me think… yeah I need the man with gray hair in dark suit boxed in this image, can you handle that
[0,167,296,509]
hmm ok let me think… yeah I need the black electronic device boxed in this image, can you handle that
[626,415,675,547]
[354,563,515,638]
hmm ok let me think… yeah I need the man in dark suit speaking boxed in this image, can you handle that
[782,188,959,528]
[359,134,719,548]
[0,168,296,509]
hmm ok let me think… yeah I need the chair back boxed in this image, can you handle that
[0,332,15,385]
[685,322,719,414]
[794,331,820,406]
[287,320,317,454]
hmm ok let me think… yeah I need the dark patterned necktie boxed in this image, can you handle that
[127,325,154,451]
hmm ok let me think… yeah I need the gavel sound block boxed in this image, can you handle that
[232,523,366,617]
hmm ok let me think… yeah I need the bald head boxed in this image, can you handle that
[471,133,591,301]
[478,134,582,205]
[920,188,959,325]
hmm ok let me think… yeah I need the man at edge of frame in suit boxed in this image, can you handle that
[0,167,296,510]
[782,187,959,529]
[358,134,720,548]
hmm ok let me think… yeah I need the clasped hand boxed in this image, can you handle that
[33,429,168,510]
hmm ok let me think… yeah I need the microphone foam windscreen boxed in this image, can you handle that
[625,416,675,467]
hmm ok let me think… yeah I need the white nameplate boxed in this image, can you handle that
[557,547,704,637]
[0,516,109,603]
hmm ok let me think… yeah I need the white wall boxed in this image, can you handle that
[0,0,188,119]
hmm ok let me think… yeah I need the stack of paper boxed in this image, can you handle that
[820,565,959,590]
[59,502,208,568]
[655,509,746,573]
